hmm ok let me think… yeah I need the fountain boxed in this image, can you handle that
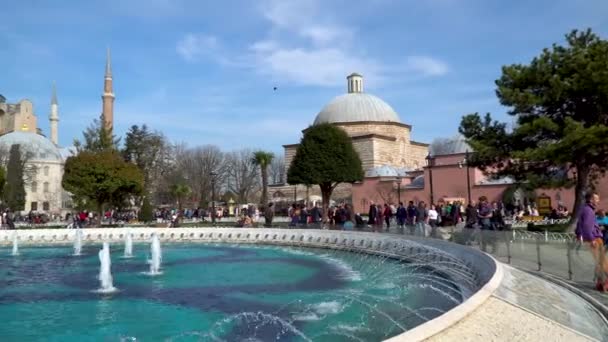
[97,242,116,293]
[11,233,18,256]
[0,228,508,341]
[148,234,162,275]
[124,232,133,258]
[73,229,83,256]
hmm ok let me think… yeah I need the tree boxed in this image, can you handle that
[459,29,608,222]
[139,194,154,223]
[74,116,120,153]
[62,150,144,226]
[4,144,26,211]
[269,155,285,184]
[169,183,191,210]
[122,124,171,192]
[287,124,364,222]
[226,149,260,204]
[174,145,226,207]
[0,167,6,199]
[251,151,274,207]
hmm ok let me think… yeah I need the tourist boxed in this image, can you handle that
[264,203,274,228]
[343,204,355,230]
[576,193,608,291]
[396,202,407,233]
[477,196,495,253]
[491,202,505,230]
[463,201,478,244]
[406,201,418,235]
[597,210,608,249]
[428,204,439,238]
[289,203,299,227]
[367,201,377,228]
[375,204,384,233]
[416,201,428,237]
[383,203,392,232]
[310,203,322,228]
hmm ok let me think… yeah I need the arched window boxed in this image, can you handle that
[43,182,49,193]
[31,181,38,193]
[43,166,49,176]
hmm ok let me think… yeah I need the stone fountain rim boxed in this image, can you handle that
[0,227,501,341]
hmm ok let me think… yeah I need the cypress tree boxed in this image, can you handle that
[4,144,26,211]
[139,195,154,223]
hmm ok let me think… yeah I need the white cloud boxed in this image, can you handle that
[176,1,449,87]
[176,33,219,61]
[404,56,449,76]
[251,46,380,87]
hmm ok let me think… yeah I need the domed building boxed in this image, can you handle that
[272,73,429,203]
[0,49,115,215]
[0,87,69,214]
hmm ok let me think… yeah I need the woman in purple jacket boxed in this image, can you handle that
[576,192,608,291]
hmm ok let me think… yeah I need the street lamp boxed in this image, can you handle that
[210,171,217,225]
[425,152,435,205]
[395,176,402,204]
[463,150,472,205]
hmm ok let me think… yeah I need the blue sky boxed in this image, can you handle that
[1,0,606,155]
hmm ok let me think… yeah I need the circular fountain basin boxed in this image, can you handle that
[0,228,499,341]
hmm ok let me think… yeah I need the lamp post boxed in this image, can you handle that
[396,176,402,204]
[465,150,472,205]
[425,153,435,205]
[293,185,297,203]
[210,171,217,225]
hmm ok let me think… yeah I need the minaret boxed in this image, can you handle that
[49,82,59,145]
[101,47,114,134]
[347,73,363,93]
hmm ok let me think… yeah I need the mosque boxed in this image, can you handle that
[269,73,430,204]
[0,50,115,215]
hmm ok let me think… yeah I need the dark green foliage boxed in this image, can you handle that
[122,124,167,191]
[73,116,120,153]
[251,150,274,207]
[62,150,144,226]
[4,144,25,211]
[138,195,154,223]
[287,124,364,221]
[459,29,608,220]
[0,166,6,199]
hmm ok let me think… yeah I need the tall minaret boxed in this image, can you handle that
[49,82,59,145]
[101,47,114,134]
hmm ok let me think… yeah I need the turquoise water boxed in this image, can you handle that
[0,243,463,341]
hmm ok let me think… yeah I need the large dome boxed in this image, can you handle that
[313,73,400,125]
[314,93,400,125]
[0,131,62,162]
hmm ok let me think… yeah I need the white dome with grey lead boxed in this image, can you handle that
[0,131,62,162]
[313,73,401,125]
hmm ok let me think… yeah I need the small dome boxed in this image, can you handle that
[366,165,399,178]
[430,135,471,156]
[407,175,425,188]
[0,132,62,162]
[314,93,400,125]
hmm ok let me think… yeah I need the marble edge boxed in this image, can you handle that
[494,295,601,341]
[384,255,504,342]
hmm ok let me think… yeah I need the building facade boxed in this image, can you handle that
[351,136,608,214]
[270,73,429,203]
[0,49,115,215]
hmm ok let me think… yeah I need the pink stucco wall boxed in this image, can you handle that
[351,153,608,214]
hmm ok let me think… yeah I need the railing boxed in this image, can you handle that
[441,226,593,283]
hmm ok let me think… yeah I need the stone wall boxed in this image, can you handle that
[409,143,429,169]
[334,122,410,141]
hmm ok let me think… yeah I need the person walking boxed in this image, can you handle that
[264,203,274,228]
[428,204,439,238]
[396,202,407,233]
[576,192,608,291]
